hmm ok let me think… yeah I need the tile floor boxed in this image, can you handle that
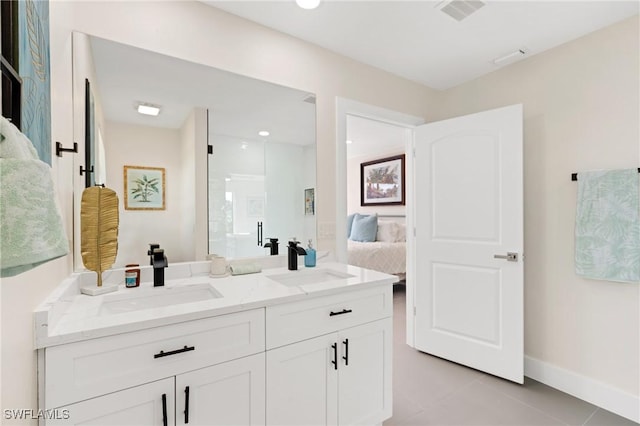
[385,284,638,426]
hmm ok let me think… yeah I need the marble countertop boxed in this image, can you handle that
[34,261,396,349]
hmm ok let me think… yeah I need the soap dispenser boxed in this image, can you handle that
[304,239,316,267]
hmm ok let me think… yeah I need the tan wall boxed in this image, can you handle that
[104,122,185,266]
[434,16,640,395]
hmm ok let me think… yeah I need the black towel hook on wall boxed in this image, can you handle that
[79,165,94,176]
[55,142,78,157]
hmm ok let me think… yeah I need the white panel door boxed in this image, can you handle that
[50,378,174,426]
[413,104,523,383]
[176,353,265,426]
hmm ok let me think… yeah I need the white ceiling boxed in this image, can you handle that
[91,2,638,158]
[204,0,639,90]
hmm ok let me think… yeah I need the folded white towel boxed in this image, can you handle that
[0,116,69,277]
[229,262,262,276]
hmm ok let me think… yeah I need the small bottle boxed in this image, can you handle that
[125,264,140,288]
[304,239,316,268]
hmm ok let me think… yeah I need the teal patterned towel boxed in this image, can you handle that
[1,116,69,277]
[575,169,640,283]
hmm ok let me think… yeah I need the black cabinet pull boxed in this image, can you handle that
[154,345,195,359]
[331,343,338,370]
[342,339,349,366]
[257,221,263,246]
[329,309,353,317]
[184,386,190,424]
[162,393,168,426]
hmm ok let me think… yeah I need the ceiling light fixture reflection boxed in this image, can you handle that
[258,130,270,137]
[137,103,161,116]
[296,0,321,10]
[241,142,249,150]
[346,140,353,144]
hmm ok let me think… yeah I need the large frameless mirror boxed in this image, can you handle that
[72,33,316,270]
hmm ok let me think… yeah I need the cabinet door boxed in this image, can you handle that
[176,353,265,426]
[266,334,338,426]
[338,318,392,426]
[49,378,174,426]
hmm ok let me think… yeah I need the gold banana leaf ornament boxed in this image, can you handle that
[81,186,119,286]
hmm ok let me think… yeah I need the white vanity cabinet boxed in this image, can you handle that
[49,354,265,426]
[265,285,393,426]
[37,264,395,426]
[40,309,265,426]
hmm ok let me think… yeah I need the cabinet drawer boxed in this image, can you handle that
[44,308,265,409]
[266,285,392,349]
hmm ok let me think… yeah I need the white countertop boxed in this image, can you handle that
[34,261,396,349]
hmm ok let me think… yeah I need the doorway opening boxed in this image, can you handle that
[335,97,424,346]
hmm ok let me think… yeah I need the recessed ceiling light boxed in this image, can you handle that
[296,0,321,10]
[258,130,270,137]
[241,142,249,150]
[346,140,353,144]
[137,103,161,116]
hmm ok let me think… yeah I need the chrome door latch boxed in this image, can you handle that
[494,252,519,262]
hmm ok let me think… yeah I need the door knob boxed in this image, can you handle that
[494,252,518,262]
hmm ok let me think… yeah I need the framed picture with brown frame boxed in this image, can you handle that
[360,154,405,206]
[124,165,165,210]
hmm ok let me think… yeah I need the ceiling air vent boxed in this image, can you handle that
[303,94,316,105]
[436,0,485,21]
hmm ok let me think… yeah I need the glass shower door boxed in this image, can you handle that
[208,137,266,259]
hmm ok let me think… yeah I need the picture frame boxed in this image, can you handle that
[124,165,165,210]
[305,188,315,215]
[361,154,405,206]
[246,196,264,217]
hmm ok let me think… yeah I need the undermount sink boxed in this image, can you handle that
[268,268,355,287]
[99,283,222,315]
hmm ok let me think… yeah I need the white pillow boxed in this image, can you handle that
[376,221,399,242]
[395,223,406,242]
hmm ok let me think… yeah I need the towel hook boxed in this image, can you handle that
[79,165,94,176]
[55,142,78,157]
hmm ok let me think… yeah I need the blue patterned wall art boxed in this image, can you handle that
[18,0,51,164]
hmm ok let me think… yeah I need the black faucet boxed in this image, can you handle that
[287,240,307,271]
[148,243,168,287]
[264,238,279,256]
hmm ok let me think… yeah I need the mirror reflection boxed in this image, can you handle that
[73,33,316,269]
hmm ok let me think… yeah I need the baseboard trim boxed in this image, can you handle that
[524,356,639,423]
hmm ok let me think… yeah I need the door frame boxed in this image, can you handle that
[335,97,423,347]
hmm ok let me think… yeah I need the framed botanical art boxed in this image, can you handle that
[246,196,264,217]
[124,165,165,210]
[305,188,315,215]
[361,154,405,206]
